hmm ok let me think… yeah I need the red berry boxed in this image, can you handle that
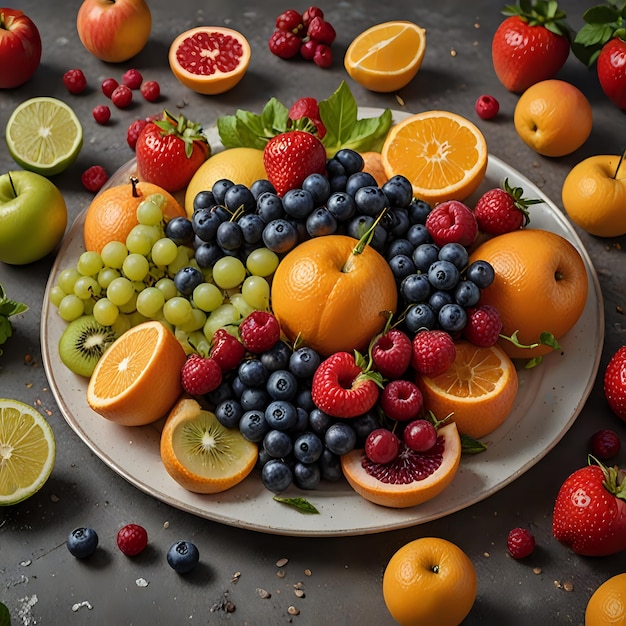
[101,77,119,98]
[288,96,326,138]
[313,43,333,68]
[81,165,109,193]
[475,94,500,120]
[111,84,133,108]
[181,354,222,396]
[403,419,437,452]
[117,524,148,556]
[589,429,621,460]
[380,379,423,421]
[140,80,160,102]
[126,118,149,150]
[507,527,535,559]
[302,6,324,27]
[425,200,478,247]
[603,345,626,421]
[365,428,400,464]
[462,305,503,347]
[276,9,304,36]
[411,329,456,378]
[300,38,317,61]
[239,311,281,353]
[307,16,336,45]
[122,68,143,89]
[63,68,87,94]
[371,328,413,379]
[92,104,111,125]
[210,328,246,372]
[268,29,302,59]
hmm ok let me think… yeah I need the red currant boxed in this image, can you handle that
[101,77,119,98]
[92,104,111,125]
[276,9,303,36]
[475,95,500,120]
[63,69,87,94]
[300,39,317,61]
[313,43,333,68]
[126,118,149,150]
[365,428,400,464]
[122,68,143,89]
[111,84,133,108]
[590,429,621,460]
[403,419,437,452]
[268,29,302,59]
[302,6,324,27]
[140,80,160,102]
[81,165,109,193]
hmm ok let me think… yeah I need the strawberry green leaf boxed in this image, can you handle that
[273,496,320,514]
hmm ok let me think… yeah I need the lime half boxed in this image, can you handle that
[5,97,83,176]
[0,399,56,506]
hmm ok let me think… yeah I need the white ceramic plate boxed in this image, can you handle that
[41,109,604,536]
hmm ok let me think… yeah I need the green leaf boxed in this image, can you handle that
[582,5,621,24]
[461,434,488,454]
[273,496,320,514]
[0,601,10,626]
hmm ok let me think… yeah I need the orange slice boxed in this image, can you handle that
[340,422,461,508]
[160,397,258,494]
[168,26,251,95]
[416,341,519,439]
[380,110,488,205]
[344,21,426,93]
[87,321,187,427]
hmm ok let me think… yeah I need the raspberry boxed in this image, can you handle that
[507,527,535,559]
[63,68,87,94]
[116,524,148,556]
[371,328,413,379]
[126,118,149,150]
[288,96,326,138]
[140,80,160,102]
[239,311,281,353]
[475,95,500,120]
[122,68,143,89]
[462,305,502,347]
[589,429,621,460]
[181,355,223,396]
[411,329,456,377]
[101,77,119,98]
[302,6,324,27]
[81,165,109,193]
[307,16,336,45]
[111,84,133,108]
[268,29,302,59]
[276,9,304,36]
[92,104,111,125]
[210,328,246,371]
[425,200,478,247]
[379,379,423,421]
[313,43,333,68]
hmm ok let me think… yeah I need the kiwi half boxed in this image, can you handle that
[58,315,120,377]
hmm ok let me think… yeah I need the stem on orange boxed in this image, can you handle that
[130,175,140,197]
[352,208,388,256]
[613,149,626,180]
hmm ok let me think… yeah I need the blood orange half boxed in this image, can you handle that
[168,26,251,95]
[341,422,461,508]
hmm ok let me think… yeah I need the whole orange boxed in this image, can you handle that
[585,573,626,626]
[83,177,186,253]
[562,154,626,237]
[382,537,477,626]
[270,235,397,356]
[469,229,588,359]
[513,79,593,157]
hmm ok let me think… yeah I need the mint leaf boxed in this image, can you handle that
[0,283,28,356]
[273,495,320,514]
[461,434,488,454]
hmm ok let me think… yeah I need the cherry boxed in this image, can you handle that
[590,429,621,460]
[92,104,111,125]
[365,428,400,464]
[475,95,500,120]
[101,77,118,98]
[403,419,437,452]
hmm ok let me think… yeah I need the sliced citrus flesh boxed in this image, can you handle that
[6,96,83,176]
[344,21,426,93]
[87,320,187,427]
[160,397,258,494]
[417,341,519,439]
[0,399,56,506]
[168,26,251,95]
[341,422,461,508]
[381,110,488,205]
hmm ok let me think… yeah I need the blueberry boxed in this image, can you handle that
[354,186,389,217]
[261,459,293,493]
[319,447,343,481]
[334,149,364,175]
[428,260,460,291]
[407,198,432,224]
[306,207,338,237]
[265,400,298,430]
[238,213,265,244]
[192,207,222,242]
[260,340,292,371]
[406,223,432,247]
[282,189,315,219]
[250,179,276,200]
[465,259,495,289]
[224,183,256,214]
[438,242,469,270]
[454,280,481,308]
[294,387,315,413]
[308,408,334,435]
[293,461,321,490]
[212,179,234,205]
[386,208,411,238]
[266,369,298,401]
[240,387,270,411]
[231,375,246,398]
[329,174,348,193]
[382,175,413,208]
[193,241,223,269]
[263,429,293,458]
[238,358,268,388]
[262,219,298,254]
[239,409,269,443]
[326,157,346,178]
[326,191,356,221]
[67,527,99,559]
[289,406,311,433]
[385,238,414,260]
[401,273,432,303]
[293,431,323,464]
[192,189,216,212]
[216,220,243,251]
[207,379,234,406]
[388,254,416,283]
[438,303,468,333]
[324,423,357,455]
[289,346,321,379]
[351,411,380,446]
[405,302,437,332]
[215,399,243,428]
[346,215,387,252]
[256,192,284,223]
[165,216,194,245]
[345,171,378,197]
[413,243,440,272]
[167,540,199,574]
[429,290,455,314]
[302,173,331,205]
[174,266,204,297]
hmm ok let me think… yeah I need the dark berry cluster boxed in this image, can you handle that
[268,6,336,68]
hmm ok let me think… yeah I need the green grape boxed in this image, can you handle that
[212,256,246,290]
[77,250,103,276]
[126,225,158,256]
[122,253,150,282]
[155,277,178,300]
[58,294,85,321]
[49,285,66,308]
[101,240,128,269]
[136,287,165,318]
[246,247,279,277]
[73,275,102,300]
[97,267,120,289]
[125,310,149,328]
[167,246,190,276]
[203,303,241,340]
[107,276,135,306]
[175,329,207,356]
[57,268,81,293]
[178,307,207,333]
[83,298,95,315]
[118,291,138,314]
[163,296,193,326]
[241,275,270,310]
[93,297,120,326]
[151,238,178,267]
[136,199,164,226]
[112,313,132,335]
[192,282,224,312]
[148,193,167,209]
[229,293,256,319]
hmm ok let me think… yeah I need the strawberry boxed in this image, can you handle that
[597,37,626,109]
[263,130,327,196]
[473,178,540,235]
[371,328,413,379]
[603,345,626,421]
[552,459,626,556]
[210,328,245,372]
[311,351,382,418]
[288,96,326,139]
[411,329,456,378]
[135,110,210,193]
[181,354,222,396]
[491,1,571,93]
[425,200,477,248]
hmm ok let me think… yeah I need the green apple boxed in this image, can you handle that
[0,170,67,265]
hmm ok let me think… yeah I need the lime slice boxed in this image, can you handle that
[5,97,83,176]
[0,399,56,506]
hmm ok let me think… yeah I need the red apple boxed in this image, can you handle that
[76,0,151,63]
[0,8,42,89]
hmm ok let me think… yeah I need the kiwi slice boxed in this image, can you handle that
[58,315,121,377]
